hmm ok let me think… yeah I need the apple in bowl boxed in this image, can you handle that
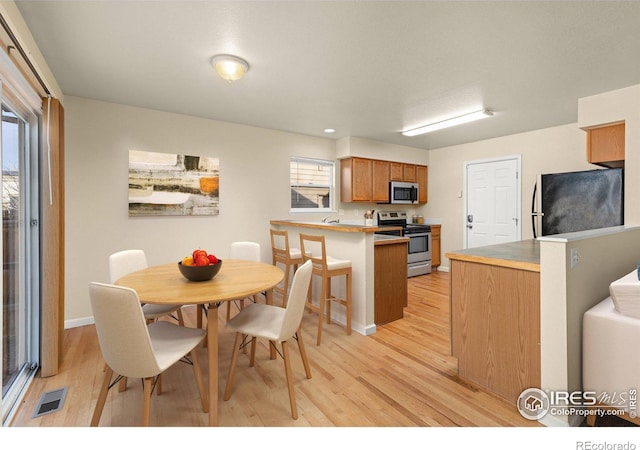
[179,249,222,281]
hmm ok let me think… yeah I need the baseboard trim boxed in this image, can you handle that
[64,316,94,329]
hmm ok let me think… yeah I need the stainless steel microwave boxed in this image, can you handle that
[390,181,418,204]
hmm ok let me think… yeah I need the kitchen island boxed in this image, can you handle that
[270,220,407,335]
[446,239,541,404]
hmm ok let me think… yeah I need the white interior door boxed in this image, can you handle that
[465,157,520,248]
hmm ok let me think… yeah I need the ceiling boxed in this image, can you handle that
[15,1,640,150]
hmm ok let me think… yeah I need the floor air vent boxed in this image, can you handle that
[32,387,68,418]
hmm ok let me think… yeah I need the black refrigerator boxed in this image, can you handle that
[531,168,624,237]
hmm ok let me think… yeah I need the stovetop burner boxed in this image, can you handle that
[377,211,431,234]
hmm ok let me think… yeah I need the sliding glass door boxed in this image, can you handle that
[1,99,39,425]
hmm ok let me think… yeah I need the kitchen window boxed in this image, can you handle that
[290,157,334,212]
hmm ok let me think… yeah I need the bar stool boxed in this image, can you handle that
[299,233,352,346]
[270,229,305,307]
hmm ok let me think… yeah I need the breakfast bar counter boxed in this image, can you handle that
[270,219,401,234]
[270,220,407,335]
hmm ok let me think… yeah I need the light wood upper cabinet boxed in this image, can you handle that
[417,165,428,204]
[372,160,390,203]
[390,162,403,181]
[403,164,417,182]
[586,122,625,168]
[340,157,428,203]
[341,157,373,202]
[430,224,440,268]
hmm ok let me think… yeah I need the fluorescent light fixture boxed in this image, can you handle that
[211,54,249,82]
[402,109,493,137]
[323,128,336,133]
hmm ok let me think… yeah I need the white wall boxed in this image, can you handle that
[64,96,339,325]
[535,85,640,426]
[578,84,640,225]
[539,226,640,427]
[64,96,429,326]
[65,93,618,326]
[336,136,429,164]
[426,123,596,269]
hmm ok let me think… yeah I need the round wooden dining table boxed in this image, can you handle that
[115,258,284,426]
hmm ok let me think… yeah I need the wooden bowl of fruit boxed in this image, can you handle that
[178,249,222,282]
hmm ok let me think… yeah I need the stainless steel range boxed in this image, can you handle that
[376,211,432,277]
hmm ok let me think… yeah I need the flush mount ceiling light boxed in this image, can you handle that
[210,54,249,82]
[402,109,493,137]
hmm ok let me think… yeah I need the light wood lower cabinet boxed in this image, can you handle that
[374,240,408,325]
[450,259,540,404]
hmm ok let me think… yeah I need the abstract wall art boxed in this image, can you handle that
[128,150,220,216]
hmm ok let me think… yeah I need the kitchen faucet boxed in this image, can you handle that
[322,216,339,223]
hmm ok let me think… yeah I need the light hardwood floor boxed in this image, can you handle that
[9,270,540,427]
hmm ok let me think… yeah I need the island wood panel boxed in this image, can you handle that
[450,259,540,404]
[374,240,408,324]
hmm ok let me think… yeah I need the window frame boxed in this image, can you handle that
[289,156,335,213]
[0,46,41,426]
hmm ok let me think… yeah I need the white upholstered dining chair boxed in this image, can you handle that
[108,249,186,390]
[109,249,184,324]
[223,259,313,419]
[89,282,207,427]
